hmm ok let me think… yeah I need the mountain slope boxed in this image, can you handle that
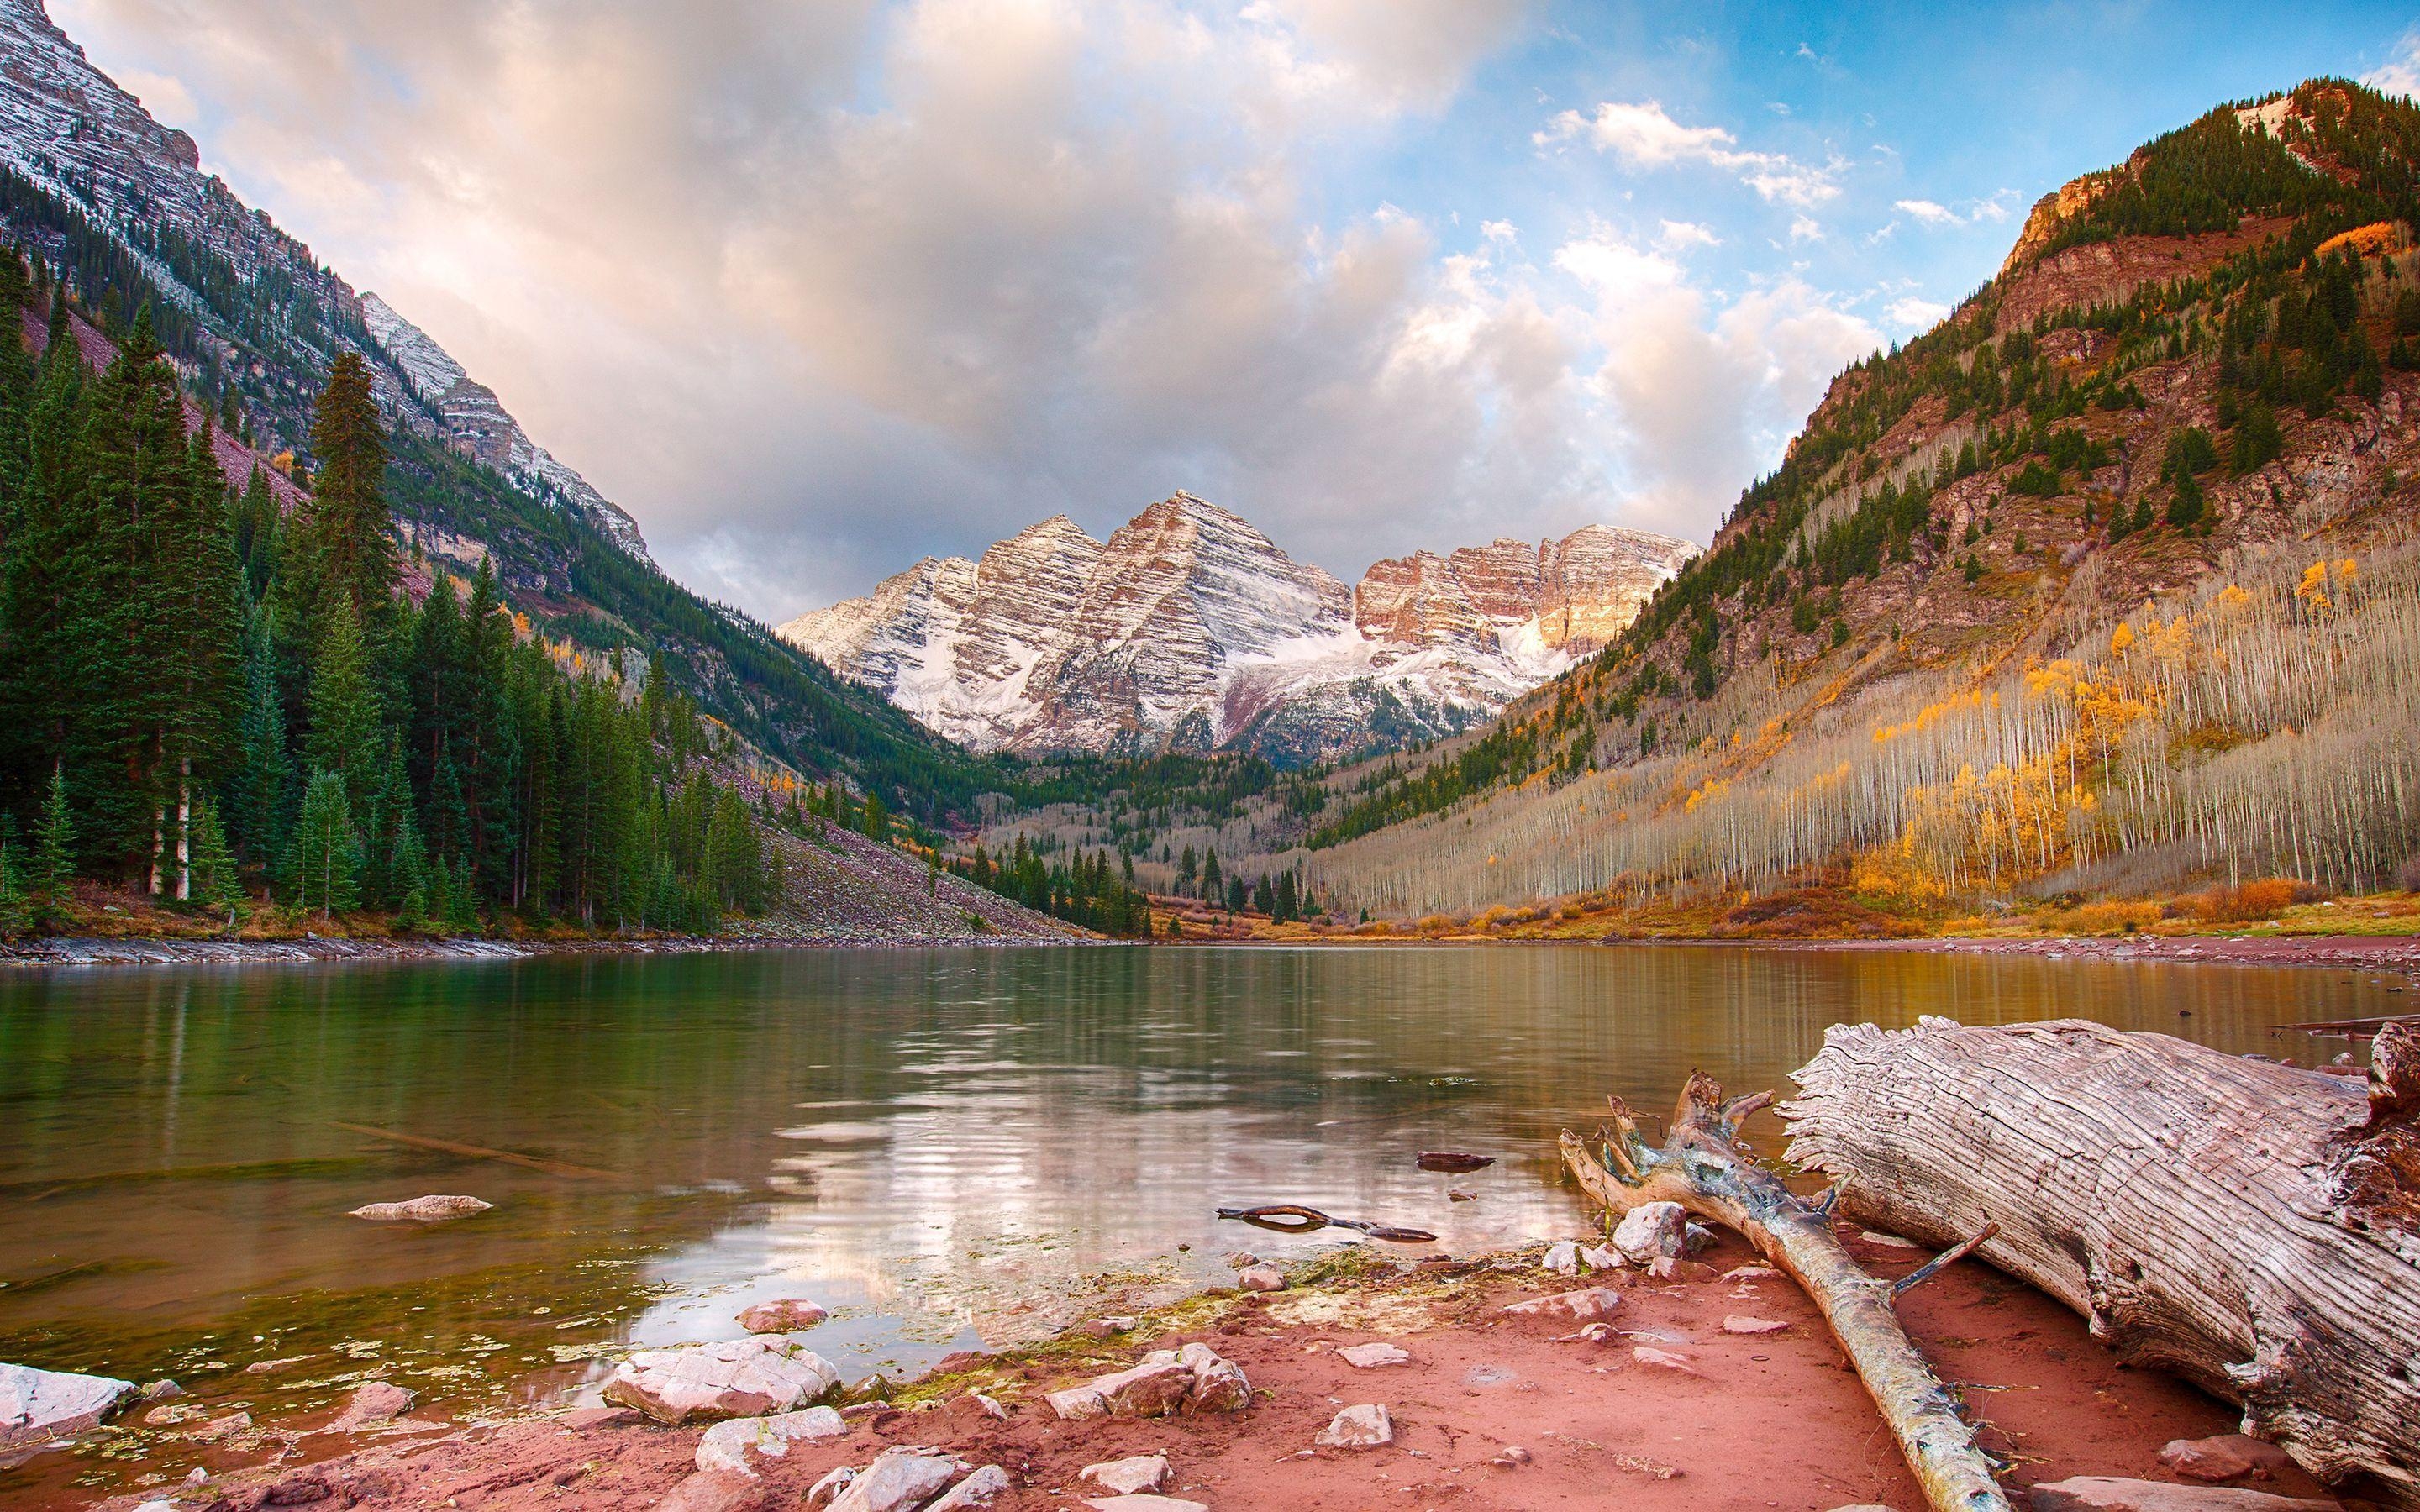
[781,492,1695,764]
[0,0,1004,825]
[1295,79,2420,917]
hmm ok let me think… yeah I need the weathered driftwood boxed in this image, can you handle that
[1559,1074,2010,1512]
[1783,1016,2420,1509]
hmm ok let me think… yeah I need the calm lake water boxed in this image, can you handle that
[0,942,2396,1492]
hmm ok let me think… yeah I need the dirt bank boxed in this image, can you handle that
[1764,931,2420,977]
[50,1230,2331,1512]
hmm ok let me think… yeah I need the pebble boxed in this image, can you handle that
[1337,1342,1412,1369]
[1314,1403,1394,1450]
[1236,1264,1287,1293]
[1448,1189,1477,1202]
[1632,1346,1698,1374]
[1491,1446,1533,1467]
[1081,1317,1139,1338]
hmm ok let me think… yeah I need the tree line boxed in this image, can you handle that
[0,260,771,935]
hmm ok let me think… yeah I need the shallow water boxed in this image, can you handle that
[0,942,2393,1491]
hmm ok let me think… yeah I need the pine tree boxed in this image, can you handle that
[227,595,292,863]
[304,598,381,808]
[302,351,394,629]
[186,797,244,922]
[861,789,887,842]
[288,767,361,918]
[30,766,75,929]
[391,812,430,932]
[155,422,244,899]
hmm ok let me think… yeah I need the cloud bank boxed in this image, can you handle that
[58,0,1886,619]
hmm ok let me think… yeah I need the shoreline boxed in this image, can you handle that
[9,927,2420,974]
[34,1231,2329,1512]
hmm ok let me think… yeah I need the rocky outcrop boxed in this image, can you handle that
[780,494,1693,764]
[0,1362,134,1455]
[600,1337,841,1425]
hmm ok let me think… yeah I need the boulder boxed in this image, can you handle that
[735,1300,829,1335]
[602,1337,840,1425]
[1542,1241,1581,1274]
[694,1407,847,1477]
[1167,1343,1251,1415]
[928,1466,1011,1510]
[2027,1478,2339,1512]
[0,1362,137,1452]
[1502,1287,1622,1322]
[1683,1221,1718,1255]
[1721,1315,1791,1336]
[1047,1361,1194,1420]
[1633,1346,1697,1373]
[1612,1201,1686,1263]
[655,1469,765,1512]
[1083,1499,1207,1512]
[326,1380,415,1431]
[1337,1342,1411,1369]
[827,1449,960,1512]
[1235,1264,1287,1293]
[1315,1403,1394,1450]
[347,1194,492,1222]
[2158,1436,2296,1484]
[1079,1454,1172,1494]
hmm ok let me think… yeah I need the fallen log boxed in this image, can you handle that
[1782,1016,2420,1509]
[1559,1074,2010,1512]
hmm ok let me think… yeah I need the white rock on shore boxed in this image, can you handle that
[1314,1403,1393,1450]
[0,1362,137,1452]
[825,1448,960,1512]
[1612,1201,1686,1263]
[1079,1453,1172,1494]
[927,1465,1011,1509]
[602,1336,840,1425]
[1049,1344,1249,1420]
[694,1405,846,1476]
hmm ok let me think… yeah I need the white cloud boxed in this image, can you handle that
[1884,295,1949,330]
[1787,214,1823,243]
[1539,98,1838,206]
[2365,28,2420,98]
[1481,218,1518,244]
[1658,218,1719,250]
[1895,197,1960,227]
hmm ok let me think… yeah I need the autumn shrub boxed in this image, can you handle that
[1415,913,1457,934]
[1557,903,1586,921]
[2059,899,2165,935]
[2184,877,2323,923]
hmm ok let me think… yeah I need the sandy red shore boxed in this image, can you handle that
[57,1228,2339,1512]
[1758,931,2420,978]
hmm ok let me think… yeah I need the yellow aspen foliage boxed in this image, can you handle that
[2110,622,2135,655]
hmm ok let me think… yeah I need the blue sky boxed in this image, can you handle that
[54,1,2420,617]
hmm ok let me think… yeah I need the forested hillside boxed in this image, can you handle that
[1295,80,2420,922]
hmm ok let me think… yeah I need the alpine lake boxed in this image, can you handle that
[0,942,2400,1500]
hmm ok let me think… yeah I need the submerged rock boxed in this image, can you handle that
[326,1380,415,1431]
[735,1299,830,1334]
[0,1362,137,1452]
[602,1337,840,1425]
[1315,1403,1394,1450]
[348,1194,492,1223]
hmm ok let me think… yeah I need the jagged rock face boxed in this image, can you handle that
[0,0,646,558]
[360,295,647,555]
[779,494,1695,764]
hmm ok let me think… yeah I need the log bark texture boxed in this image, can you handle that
[1782,1016,2420,1509]
[1560,1074,2011,1512]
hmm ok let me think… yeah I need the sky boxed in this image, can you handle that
[49,0,2420,622]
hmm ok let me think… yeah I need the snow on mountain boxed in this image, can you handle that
[778,492,1697,764]
[0,0,646,558]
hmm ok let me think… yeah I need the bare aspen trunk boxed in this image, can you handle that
[1783,1017,2420,1508]
[1561,1074,2011,1512]
[176,757,191,902]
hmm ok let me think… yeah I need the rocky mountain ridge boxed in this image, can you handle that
[780,492,1694,764]
[0,0,644,556]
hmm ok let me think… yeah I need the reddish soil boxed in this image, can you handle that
[1786,932,2420,978]
[72,1231,2338,1512]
